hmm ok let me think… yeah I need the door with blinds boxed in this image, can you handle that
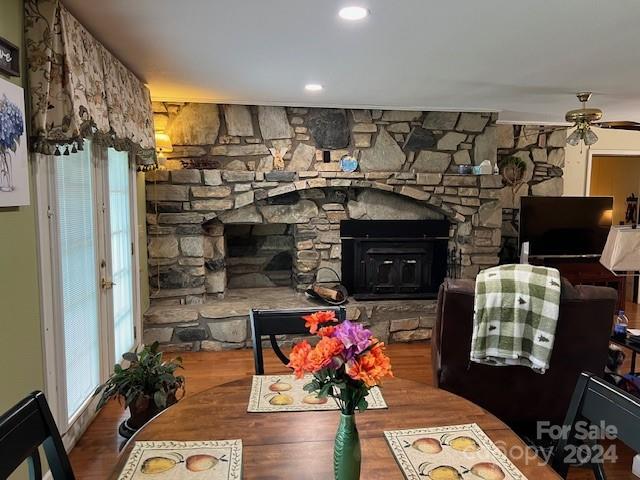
[44,142,139,426]
[103,148,137,362]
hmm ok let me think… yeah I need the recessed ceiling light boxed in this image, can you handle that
[305,83,323,92]
[338,6,369,21]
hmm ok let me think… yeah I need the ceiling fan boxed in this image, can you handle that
[514,92,640,147]
[564,92,640,146]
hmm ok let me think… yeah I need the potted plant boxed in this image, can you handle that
[94,342,185,437]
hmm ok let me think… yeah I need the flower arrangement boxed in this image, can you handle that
[287,310,393,414]
[0,93,24,192]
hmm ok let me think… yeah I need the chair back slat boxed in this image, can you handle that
[28,450,43,480]
[0,391,75,479]
[552,372,640,479]
[580,378,640,452]
[250,306,346,374]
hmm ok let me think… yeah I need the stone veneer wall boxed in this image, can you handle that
[495,125,566,262]
[143,293,438,352]
[147,103,509,305]
[143,105,566,351]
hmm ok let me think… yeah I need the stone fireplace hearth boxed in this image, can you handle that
[144,103,564,351]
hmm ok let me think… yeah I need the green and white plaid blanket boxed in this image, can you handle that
[470,264,561,374]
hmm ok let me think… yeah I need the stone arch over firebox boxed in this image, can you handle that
[203,181,468,224]
[201,182,458,295]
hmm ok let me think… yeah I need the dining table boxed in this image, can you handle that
[108,377,560,479]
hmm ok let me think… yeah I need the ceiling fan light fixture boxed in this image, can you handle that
[564,92,602,147]
[566,129,581,146]
[584,128,599,146]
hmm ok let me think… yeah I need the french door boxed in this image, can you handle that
[37,141,140,430]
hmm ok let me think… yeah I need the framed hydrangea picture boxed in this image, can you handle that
[0,77,29,206]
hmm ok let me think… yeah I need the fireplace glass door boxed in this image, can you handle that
[365,247,430,295]
[354,241,437,298]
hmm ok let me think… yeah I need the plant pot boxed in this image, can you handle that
[127,391,178,430]
[334,413,361,480]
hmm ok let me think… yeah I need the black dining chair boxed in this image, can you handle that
[250,306,346,374]
[551,372,640,479]
[0,391,75,480]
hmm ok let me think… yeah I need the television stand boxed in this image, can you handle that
[529,257,626,311]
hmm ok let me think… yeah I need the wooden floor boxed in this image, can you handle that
[69,302,640,479]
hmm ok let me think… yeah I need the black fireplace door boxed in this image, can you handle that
[364,246,431,295]
[341,219,449,300]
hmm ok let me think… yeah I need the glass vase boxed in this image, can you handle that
[0,151,14,192]
[333,413,361,480]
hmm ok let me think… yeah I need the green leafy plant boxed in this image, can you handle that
[94,342,185,411]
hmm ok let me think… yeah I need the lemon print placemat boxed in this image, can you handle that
[385,424,526,480]
[247,374,387,412]
[118,440,242,480]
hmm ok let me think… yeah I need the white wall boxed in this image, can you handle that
[564,127,640,196]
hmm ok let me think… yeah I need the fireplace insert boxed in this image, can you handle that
[340,220,449,300]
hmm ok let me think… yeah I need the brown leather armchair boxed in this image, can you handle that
[432,278,618,432]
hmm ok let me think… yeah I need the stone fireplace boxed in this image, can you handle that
[147,173,503,306]
[143,103,564,351]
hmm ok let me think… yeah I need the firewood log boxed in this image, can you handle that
[312,284,340,301]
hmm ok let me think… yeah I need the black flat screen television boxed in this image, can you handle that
[519,196,613,257]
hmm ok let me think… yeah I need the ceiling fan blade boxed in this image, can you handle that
[594,121,640,131]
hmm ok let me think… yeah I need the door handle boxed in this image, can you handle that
[101,278,116,290]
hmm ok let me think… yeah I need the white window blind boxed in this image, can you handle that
[107,148,135,360]
[54,144,101,419]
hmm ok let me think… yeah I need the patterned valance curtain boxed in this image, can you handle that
[25,0,156,168]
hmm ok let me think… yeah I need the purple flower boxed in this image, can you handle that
[334,321,372,361]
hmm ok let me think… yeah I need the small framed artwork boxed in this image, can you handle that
[0,77,29,206]
[0,36,19,77]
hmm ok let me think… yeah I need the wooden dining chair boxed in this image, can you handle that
[250,306,346,374]
[0,391,75,480]
[551,372,640,479]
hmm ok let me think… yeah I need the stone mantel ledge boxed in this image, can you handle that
[146,168,504,225]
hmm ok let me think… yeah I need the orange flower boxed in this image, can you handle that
[303,310,337,334]
[305,337,345,373]
[287,340,312,378]
[317,325,337,337]
[346,342,393,387]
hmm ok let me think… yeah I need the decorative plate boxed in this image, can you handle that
[340,155,358,172]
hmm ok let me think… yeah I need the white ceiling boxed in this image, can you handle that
[64,0,640,124]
